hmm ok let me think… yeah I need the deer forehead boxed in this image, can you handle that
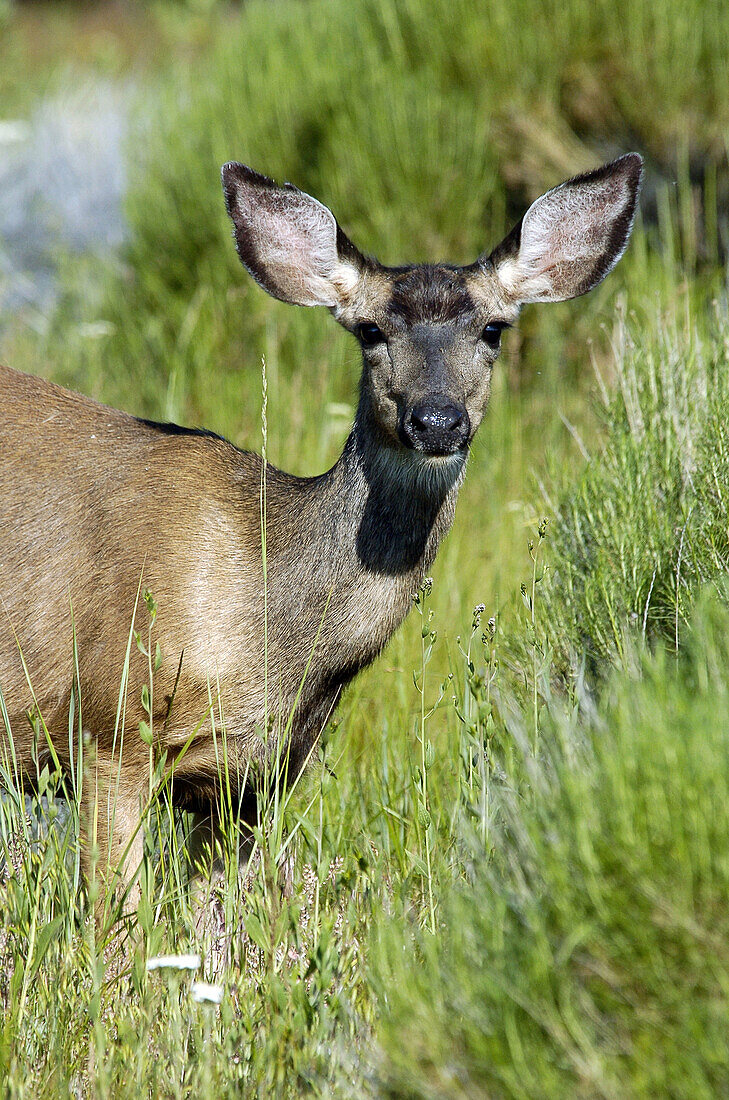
[336,261,519,329]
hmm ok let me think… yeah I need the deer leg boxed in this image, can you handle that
[80,746,145,929]
[185,809,227,884]
[187,805,261,888]
[185,808,258,973]
[186,810,228,971]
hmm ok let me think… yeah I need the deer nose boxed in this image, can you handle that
[401,397,470,455]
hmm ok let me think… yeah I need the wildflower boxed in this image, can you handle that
[191,981,224,1004]
[146,954,201,972]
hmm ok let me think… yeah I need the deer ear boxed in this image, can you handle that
[487,153,643,304]
[222,163,364,308]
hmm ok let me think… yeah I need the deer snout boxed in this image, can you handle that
[400,396,470,455]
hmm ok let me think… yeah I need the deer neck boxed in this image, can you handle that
[253,391,467,752]
[333,389,467,578]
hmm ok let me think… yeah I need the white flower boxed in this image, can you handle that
[146,954,201,972]
[191,981,224,1005]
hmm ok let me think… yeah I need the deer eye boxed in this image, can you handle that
[481,322,509,348]
[357,322,386,347]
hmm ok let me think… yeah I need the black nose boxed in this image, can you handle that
[401,396,470,455]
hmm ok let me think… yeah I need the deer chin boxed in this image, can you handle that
[416,448,467,465]
[396,445,468,494]
[417,444,469,460]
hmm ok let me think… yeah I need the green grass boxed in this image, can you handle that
[2,0,729,1094]
[521,287,729,682]
[376,588,729,1099]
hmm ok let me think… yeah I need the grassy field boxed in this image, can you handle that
[1,0,729,1095]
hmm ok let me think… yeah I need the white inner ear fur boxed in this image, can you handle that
[496,175,633,304]
[239,188,359,307]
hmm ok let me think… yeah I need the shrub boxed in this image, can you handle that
[377,588,729,1099]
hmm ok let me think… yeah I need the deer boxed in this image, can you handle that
[0,153,642,920]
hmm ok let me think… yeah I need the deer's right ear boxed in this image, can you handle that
[222,163,365,309]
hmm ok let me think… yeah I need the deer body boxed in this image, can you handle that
[1,363,456,771]
[0,154,642,907]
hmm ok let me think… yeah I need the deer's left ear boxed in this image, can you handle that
[486,153,643,304]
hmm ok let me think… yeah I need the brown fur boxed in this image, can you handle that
[0,154,642,910]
